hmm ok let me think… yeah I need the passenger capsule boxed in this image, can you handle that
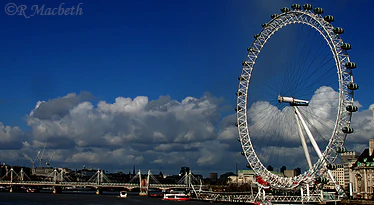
[237,137,240,141]
[316,177,328,183]
[254,34,260,39]
[303,4,312,10]
[327,164,337,170]
[342,126,354,134]
[347,82,359,90]
[281,7,290,13]
[246,164,251,168]
[291,4,301,10]
[345,62,356,69]
[261,23,267,28]
[341,43,352,50]
[346,105,358,112]
[313,7,324,14]
[333,27,344,34]
[235,123,238,127]
[321,178,329,184]
[324,15,334,23]
[238,76,246,81]
[271,14,278,19]
[236,91,243,96]
[337,147,347,153]
[247,47,254,52]
[235,107,243,112]
[316,177,321,183]
[241,151,245,156]
[242,61,250,66]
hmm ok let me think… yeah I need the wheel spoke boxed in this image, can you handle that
[236,4,356,194]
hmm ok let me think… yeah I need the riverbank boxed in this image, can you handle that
[340,199,374,205]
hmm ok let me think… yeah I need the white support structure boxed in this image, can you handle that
[294,106,346,198]
[294,108,313,170]
[10,168,13,183]
[138,169,142,188]
[294,106,324,160]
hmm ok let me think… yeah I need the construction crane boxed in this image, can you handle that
[38,141,47,167]
[45,155,53,167]
[23,151,39,169]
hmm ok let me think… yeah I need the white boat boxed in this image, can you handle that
[119,190,128,198]
[163,190,190,201]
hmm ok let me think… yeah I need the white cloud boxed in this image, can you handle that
[0,89,372,176]
[0,123,24,149]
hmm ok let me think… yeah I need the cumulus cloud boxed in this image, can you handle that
[20,92,237,173]
[0,90,372,176]
[345,105,374,145]
[0,123,24,150]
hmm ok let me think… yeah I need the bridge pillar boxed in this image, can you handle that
[52,186,62,194]
[139,188,148,196]
[96,188,103,195]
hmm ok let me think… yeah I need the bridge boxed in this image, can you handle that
[0,167,341,203]
[0,167,205,195]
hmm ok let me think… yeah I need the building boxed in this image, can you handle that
[284,170,295,177]
[227,170,283,185]
[341,151,359,189]
[209,172,218,183]
[351,139,374,199]
[323,164,345,190]
[237,170,256,184]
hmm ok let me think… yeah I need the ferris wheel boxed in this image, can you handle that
[236,3,358,191]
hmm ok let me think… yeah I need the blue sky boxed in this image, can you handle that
[0,0,373,177]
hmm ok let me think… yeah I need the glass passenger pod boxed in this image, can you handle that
[346,105,358,112]
[236,91,244,96]
[324,15,334,23]
[291,4,301,10]
[347,82,359,90]
[345,62,356,69]
[313,7,324,14]
[261,23,268,28]
[271,14,278,19]
[341,43,352,50]
[327,164,337,170]
[254,34,260,39]
[333,27,344,34]
[316,177,329,184]
[247,47,254,52]
[281,7,290,13]
[303,4,312,10]
[241,151,245,156]
[337,147,347,153]
[238,76,247,81]
[235,107,243,112]
[342,126,354,134]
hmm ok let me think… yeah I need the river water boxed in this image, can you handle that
[0,192,215,205]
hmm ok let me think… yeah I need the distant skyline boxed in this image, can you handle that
[0,0,373,177]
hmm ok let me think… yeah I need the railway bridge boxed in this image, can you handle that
[0,167,205,195]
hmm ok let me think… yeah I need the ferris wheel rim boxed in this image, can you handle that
[236,5,356,190]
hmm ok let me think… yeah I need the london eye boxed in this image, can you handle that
[236,4,358,193]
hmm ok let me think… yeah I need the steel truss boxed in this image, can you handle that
[236,4,357,194]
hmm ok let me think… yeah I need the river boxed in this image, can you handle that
[0,192,217,205]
